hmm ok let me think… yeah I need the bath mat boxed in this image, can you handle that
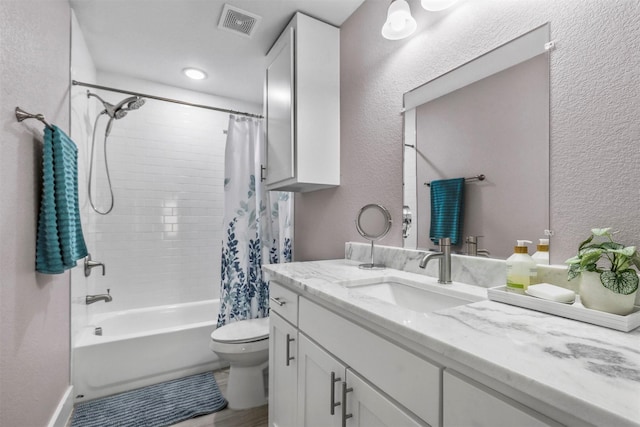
[71,372,227,427]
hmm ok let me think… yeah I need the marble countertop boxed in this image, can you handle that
[263,259,640,427]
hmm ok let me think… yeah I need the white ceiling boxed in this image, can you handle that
[70,0,366,105]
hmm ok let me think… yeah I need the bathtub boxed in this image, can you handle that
[73,299,226,401]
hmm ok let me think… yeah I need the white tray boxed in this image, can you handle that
[487,286,640,332]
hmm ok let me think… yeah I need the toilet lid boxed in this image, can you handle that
[211,317,269,343]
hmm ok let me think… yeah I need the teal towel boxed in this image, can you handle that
[429,178,464,245]
[36,125,88,274]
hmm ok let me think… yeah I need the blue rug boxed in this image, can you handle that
[71,372,227,427]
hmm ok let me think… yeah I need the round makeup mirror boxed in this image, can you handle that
[356,204,392,269]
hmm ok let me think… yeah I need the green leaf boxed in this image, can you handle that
[600,269,639,295]
[591,227,612,236]
[631,251,640,270]
[577,234,594,251]
[600,242,625,251]
[579,248,603,266]
[567,264,581,281]
[565,255,581,265]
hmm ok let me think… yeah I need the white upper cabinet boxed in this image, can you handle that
[264,12,340,192]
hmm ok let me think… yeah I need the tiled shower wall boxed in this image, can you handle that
[81,73,261,314]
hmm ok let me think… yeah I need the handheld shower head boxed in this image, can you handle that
[124,97,145,111]
[87,91,145,119]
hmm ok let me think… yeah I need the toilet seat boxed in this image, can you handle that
[211,317,269,344]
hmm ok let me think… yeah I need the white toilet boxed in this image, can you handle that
[210,317,270,409]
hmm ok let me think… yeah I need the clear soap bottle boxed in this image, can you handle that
[532,238,550,265]
[506,240,537,293]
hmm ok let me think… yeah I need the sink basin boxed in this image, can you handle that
[342,276,484,313]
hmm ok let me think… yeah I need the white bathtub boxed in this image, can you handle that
[73,299,226,401]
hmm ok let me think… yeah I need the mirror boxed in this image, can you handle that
[356,204,392,269]
[403,24,551,259]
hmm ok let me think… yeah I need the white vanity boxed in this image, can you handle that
[264,248,640,427]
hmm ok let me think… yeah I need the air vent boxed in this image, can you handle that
[218,4,262,38]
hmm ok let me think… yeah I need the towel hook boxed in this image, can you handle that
[15,107,53,130]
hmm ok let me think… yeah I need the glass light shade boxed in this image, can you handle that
[381,0,417,40]
[421,0,458,11]
[183,67,207,80]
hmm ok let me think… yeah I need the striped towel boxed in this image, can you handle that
[429,177,465,245]
[36,125,88,274]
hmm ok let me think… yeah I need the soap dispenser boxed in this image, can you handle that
[506,240,537,293]
[532,238,550,265]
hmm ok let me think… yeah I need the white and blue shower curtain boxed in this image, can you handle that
[217,115,292,327]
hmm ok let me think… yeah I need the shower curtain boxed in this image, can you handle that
[217,115,292,326]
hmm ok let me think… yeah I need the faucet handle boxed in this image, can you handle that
[438,237,451,247]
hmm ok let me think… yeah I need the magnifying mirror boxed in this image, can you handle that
[355,204,392,269]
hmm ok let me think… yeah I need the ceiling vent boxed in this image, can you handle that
[218,4,262,39]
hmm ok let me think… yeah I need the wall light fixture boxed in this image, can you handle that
[381,0,417,40]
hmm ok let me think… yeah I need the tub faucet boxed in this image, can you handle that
[86,289,112,305]
[419,237,452,284]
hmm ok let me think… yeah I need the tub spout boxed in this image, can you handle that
[86,289,112,305]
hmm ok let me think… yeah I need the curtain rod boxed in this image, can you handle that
[71,80,263,119]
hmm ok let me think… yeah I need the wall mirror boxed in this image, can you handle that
[356,204,392,269]
[403,23,551,259]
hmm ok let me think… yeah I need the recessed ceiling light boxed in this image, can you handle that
[183,68,207,80]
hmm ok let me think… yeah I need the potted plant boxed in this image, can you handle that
[566,228,640,315]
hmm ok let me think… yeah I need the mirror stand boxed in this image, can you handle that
[355,204,392,270]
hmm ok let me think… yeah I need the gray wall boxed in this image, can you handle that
[0,1,72,426]
[295,0,640,264]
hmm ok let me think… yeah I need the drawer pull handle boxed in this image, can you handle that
[330,371,342,415]
[285,334,295,366]
[270,296,286,306]
[341,381,353,427]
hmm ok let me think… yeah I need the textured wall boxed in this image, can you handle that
[0,1,72,426]
[296,0,640,264]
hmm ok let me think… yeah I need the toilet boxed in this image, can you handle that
[210,317,270,409]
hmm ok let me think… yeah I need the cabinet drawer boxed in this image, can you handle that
[270,281,298,326]
[443,370,562,427]
[299,297,440,426]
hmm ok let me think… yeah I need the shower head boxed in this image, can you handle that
[124,97,145,111]
[87,91,145,119]
[114,95,145,113]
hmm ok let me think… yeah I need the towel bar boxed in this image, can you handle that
[15,107,53,130]
[425,174,485,187]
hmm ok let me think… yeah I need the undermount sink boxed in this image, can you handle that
[341,276,484,313]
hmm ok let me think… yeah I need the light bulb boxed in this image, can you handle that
[381,0,417,40]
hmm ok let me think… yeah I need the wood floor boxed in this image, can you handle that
[171,369,268,427]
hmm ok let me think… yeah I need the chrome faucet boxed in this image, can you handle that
[465,236,491,257]
[84,254,106,277]
[419,237,452,284]
[86,289,112,305]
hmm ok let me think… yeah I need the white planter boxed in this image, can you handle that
[579,271,637,316]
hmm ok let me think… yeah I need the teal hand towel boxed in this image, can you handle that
[36,125,88,274]
[429,178,465,246]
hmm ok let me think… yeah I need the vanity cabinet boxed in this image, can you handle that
[443,370,561,427]
[268,283,299,427]
[264,12,340,192]
[298,335,424,427]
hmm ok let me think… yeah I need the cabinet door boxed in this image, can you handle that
[269,313,298,427]
[345,369,425,427]
[297,335,345,427]
[443,370,561,427]
[265,27,294,187]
